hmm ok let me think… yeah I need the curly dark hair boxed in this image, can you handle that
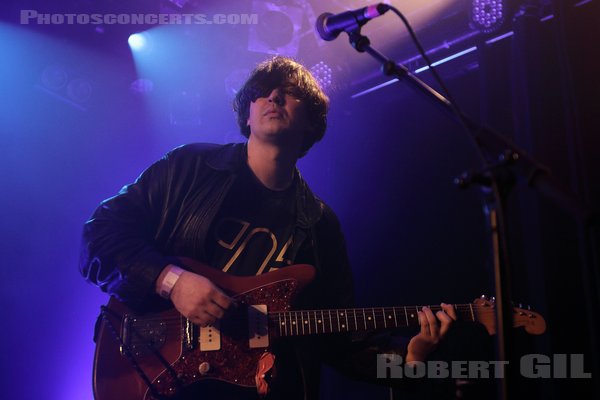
[233,56,329,157]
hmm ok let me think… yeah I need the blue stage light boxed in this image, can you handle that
[128,33,147,51]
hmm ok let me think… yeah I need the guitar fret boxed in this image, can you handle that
[362,309,367,330]
[328,310,333,333]
[346,310,350,331]
[305,311,310,334]
[393,307,398,327]
[382,308,387,328]
[372,308,377,329]
[284,312,288,336]
[353,309,358,331]
[404,306,409,326]
[282,312,286,336]
[469,303,475,322]
[294,311,299,335]
[319,310,323,333]
[279,312,282,336]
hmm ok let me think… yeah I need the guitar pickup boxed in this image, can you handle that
[248,305,269,349]
[199,320,221,351]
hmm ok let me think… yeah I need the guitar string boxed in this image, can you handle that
[124,309,539,336]
[129,307,533,325]
[132,304,515,320]
[132,307,507,322]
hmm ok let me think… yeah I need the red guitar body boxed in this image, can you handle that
[93,258,315,400]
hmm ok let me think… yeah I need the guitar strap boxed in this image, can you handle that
[310,226,321,274]
[99,305,182,400]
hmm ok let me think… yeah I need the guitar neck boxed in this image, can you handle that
[270,304,479,337]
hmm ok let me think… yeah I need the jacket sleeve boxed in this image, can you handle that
[79,152,180,310]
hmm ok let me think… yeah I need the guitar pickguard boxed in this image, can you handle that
[145,279,298,399]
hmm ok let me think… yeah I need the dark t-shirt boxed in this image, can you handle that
[206,161,297,276]
[188,163,303,399]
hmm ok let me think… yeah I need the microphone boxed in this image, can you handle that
[316,3,390,41]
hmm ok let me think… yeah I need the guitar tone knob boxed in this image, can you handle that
[198,362,211,375]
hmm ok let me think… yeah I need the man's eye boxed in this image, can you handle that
[284,89,301,98]
[251,88,271,100]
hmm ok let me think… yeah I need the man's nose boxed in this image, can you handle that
[268,90,284,106]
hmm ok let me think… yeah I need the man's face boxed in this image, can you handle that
[247,86,310,148]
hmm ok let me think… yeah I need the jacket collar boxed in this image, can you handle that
[205,142,323,228]
[205,142,247,171]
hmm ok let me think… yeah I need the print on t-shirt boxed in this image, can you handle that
[206,163,297,276]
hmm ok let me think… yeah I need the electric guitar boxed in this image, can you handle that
[92,257,546,400]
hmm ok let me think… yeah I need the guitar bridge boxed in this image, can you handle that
[121,316,167,357]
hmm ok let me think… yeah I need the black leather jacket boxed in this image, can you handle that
[80,142,357,399]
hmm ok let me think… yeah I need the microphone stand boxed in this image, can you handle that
[345,29,597,400]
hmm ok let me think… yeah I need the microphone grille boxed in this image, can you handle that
[315,13,337,41]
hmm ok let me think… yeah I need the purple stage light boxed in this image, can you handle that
[41,64,69,91]
[310,61,332,89]
[471,0,505,33]
[67,78,93,104]
[248,1,304,57]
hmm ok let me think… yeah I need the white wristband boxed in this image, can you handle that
[158,265,184,299]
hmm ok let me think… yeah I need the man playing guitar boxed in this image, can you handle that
[80,56,456,399]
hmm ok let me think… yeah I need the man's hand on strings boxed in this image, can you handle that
[158,266,234,327]
[405,303,456,363]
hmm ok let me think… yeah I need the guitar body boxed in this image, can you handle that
[93,259,316,400]
[93,300,180,400]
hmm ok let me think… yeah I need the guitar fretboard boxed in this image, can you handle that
[270,304,477,337]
